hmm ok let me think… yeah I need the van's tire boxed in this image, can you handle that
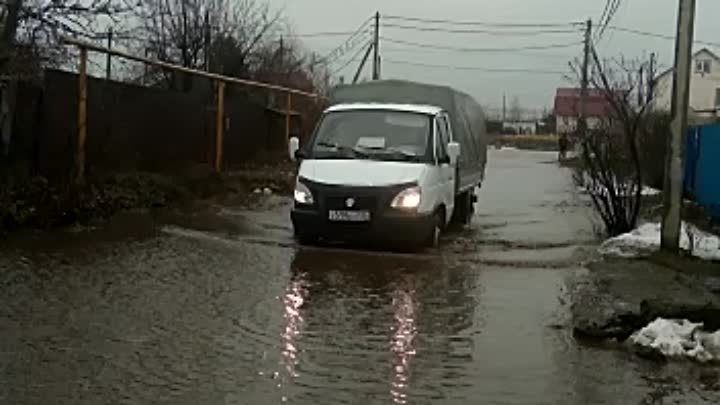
[294,229,318,246]
[451,191,474,227]
[425,210,444,249]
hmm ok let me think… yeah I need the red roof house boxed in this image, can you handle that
[553,88,613,134]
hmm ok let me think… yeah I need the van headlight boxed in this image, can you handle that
[391,186,421,209]
[294,182,314,205]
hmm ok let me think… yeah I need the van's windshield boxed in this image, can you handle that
[309,109,432,162]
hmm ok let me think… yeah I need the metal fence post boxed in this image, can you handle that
[285,92,292,149]
[75,47,88,184]
[214,81,225,173]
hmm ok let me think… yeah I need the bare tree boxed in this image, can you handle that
[1,0,133,70]
[135,0,282,89]
[573,49,656,236]
[508,96,522,121]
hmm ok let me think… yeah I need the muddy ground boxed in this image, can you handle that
[1,149,719,404]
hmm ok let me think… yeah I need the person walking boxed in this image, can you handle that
[558,133,569,161]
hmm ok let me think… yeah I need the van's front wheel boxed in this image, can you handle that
[294,229,318,246]
[425,211,443,249]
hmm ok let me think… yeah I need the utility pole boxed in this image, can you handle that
[354,42,375,84]
[578,19,592,138]
[204,10,211,72]
[647,52,657,105]
[106,28,113,80]
[662,0,696,252]
[502,93,507,122]
[637,64,644,107]
[372,12,381,80]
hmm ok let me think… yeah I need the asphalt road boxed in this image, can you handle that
[2,148,718,404]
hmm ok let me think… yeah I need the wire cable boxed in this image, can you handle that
[381,37,583,53]
[383,58,567,75]
[331,40,373,76]
[607,26,720,48]
[381,22,582,36]
[383,14,584,28]
[320,16,374,63]
[290,31,368,38]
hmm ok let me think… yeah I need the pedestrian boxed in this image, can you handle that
[558,133,569,161]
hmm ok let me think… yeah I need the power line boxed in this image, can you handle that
[381,37,583,53]
[596,0,622,40]
[597,0,612,36]
[384,14,583,28]
[320,16,374,63]
[383,58,567,75]
[380,46,576,60]
[290,31,366,38]
[607,26,720,47]
[381,22,582,36]
[331,40,373,76]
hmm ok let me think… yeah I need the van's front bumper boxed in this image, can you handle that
[291,208,435,245]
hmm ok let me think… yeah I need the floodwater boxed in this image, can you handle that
[2,149,719,404]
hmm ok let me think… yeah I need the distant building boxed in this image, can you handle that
[502,120,538,135]
[553,88,612,135]
[653,48,720,117]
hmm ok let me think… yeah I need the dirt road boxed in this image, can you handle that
[2,149,718,404]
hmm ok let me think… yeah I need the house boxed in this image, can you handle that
[553,88,612,135]
[502,120,538,135]
[653,48,720,117]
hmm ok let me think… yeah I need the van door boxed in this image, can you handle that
[435,114,455,224]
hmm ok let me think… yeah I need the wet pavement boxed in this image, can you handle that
[2,148,719,404]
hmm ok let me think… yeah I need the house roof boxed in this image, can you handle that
[654,48,720,81]
[553,87,612,117]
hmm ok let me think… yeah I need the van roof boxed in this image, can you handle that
[326,103,444,116]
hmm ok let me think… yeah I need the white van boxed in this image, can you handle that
[289,80,487,249]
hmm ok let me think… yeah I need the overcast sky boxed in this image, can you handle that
[270,0,720,114]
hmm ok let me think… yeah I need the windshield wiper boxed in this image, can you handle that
[315,141,369,158]
[355,145,421,161]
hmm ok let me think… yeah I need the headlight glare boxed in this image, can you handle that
[391,187,421,209]
[294,182,314,205]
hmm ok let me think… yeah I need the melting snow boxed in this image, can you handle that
[599,222,720,261]
[630,318,720,362]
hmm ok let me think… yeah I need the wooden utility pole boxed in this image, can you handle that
[106,28,113,80]
[647,52,657,104]
[204,10,211,72]
[372,12,381,80]
[214,81,225,173]
[502,93,507,122]
[637,64,645,107]
[578,19,592,138]
[285,92,292,150]
[353,42,375,84]
[76,48,88,184]
[662,0,696,252]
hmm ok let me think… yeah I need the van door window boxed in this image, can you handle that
[435,116,450,163]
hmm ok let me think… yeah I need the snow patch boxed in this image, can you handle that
[577,184,660,198]
[599,222,720,261]
[630,318,720,362]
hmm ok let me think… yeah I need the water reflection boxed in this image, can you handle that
[280,272,308,380]
[389,288,417,404]
[287,247,479,403]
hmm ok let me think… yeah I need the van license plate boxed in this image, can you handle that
[328,210,370,222]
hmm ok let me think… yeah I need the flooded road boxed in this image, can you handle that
[2,149,718,404]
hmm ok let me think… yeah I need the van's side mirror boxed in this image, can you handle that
[289,137,300,161]
[447,142,461,165]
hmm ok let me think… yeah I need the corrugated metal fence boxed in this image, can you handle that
[685,124,720,218]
